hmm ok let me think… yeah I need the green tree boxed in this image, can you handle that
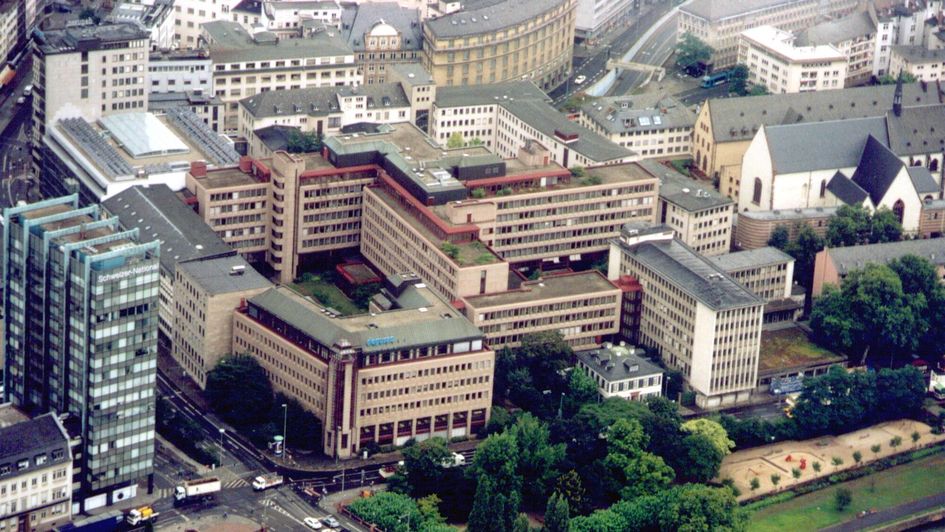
[834,487,853,511]
[813,461,822,473]
[767,225,790,250]
[676,33,712,72]
[400,437,453,497]
[912,430,922,448]
[771,474,781,488]
[603,419,674,500]
[447,132,465,148]
[784,223,825,293]
[275,393,321,451]
[508,414,565,508]
[417,494,447,525]
[285,129,322,153]
[657,484,748,532]
[544,492,570,532]
[878,72,917,84]
[748,85,769,96]
[482,405,514,436]
[347,492,423,532]
[871,444,882,458]
[553,470,587,515]
[564,367,599,416]
[826,205,872,247]
[890,435,903,452]
[831,456,844,470]
[440,241,460,260]
[678,432,724,483]
[206,355,274,428]
[570,166,587,178]
[468,433,522,532]
[471,187,486,199]
[681,418,734,456]
[869,207,903,243]
[511,514,530,532]
[750,477,760,492]
[729,64,749,95]
[852,451,863,466]
[791,467,802,480]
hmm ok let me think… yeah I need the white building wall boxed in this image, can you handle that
[148,57,213,93]
[174,0,242,48]
[689,302,717,400]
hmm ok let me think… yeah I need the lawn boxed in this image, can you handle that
[290,275,363,316]
[749,452,945,531]
[758,325,844,372]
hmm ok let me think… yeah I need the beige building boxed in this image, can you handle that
[711,246,800,324]
[173,255,272,388]
[738,25,847,94]
[797,10,876,86]
[578,94,696,159]
[31,23,151,170]
[677,0,856,70]
[201,21,360,132]
[812,237,945,297]
[460,271,621,350]
[421,0,576,90]
[0,410,73,532]
[734,207,836,250]
[609,223,764,408]
[889,45,945,82]
[342,3,422,85]
[233,276,494,458]
[173,0,242,47]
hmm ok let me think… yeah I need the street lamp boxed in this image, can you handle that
[281,403,288,463]
[219,428,225,448]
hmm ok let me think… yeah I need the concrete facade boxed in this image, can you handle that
[738,25,847,94]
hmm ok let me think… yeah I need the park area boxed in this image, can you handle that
[748,450,945,531]
[718,419,944,500]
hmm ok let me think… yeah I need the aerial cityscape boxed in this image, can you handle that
[2,0,945,530]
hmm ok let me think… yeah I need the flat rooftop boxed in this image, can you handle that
[741,25,845,63]
[711,246,793,272]
[758,325,845,373]
[463,271,617,307]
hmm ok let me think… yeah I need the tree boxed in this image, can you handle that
[878,72,917,84]
[544,492,570,532]
[681,418,734,456]
[890,435,903,452]
[554,470,587,515]
[275,393,321,451]
[677,432,724,483]
[750,477,760,492]
[468,433,522,532]
[570,166,587,178]
[729,64,749,95]
[440,241,460,260]
[784,223,825,293]
[417,494,446,525]
[346,492,423,532]
[602,418,674,500]
[791,467,802,480]
[471,187,487,199]
[826,205,872,247]
[565,367,600,416]
[834,487,853,512]
[749,85,769,96]
[875,367,927,421]
[400,437,453,497]
[657,484,748,532]
[871,444,882,458]
[285,129,322,153]
[912,430,922,448]
[676,33,712,73]
[831,456,844,470]
[869,207,903,243]
[508,415,565,508]
[511,514,531,532]
[770,474,781,488]
[767,226,790,250]
[206,355,274,428]
[447,132,465,149]
[813,461,822,473]
[852,451,863,467]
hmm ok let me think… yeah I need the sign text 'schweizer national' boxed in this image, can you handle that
[97,263,159,283]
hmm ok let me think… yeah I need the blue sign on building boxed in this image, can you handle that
[366,336,397,347]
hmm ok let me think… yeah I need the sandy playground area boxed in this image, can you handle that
[718,419,945,500]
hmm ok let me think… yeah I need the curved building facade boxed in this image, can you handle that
[421,0,576,90]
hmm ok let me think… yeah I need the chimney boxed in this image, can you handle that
[239,155,253,172]
[190,160,207,178]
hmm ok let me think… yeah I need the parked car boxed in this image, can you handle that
[304,517,323,529]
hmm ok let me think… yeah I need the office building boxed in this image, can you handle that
[40,109,239,205]
[710,246,800,324]
[107,0,176,51]
[233,275,494,458]
[578,94,696,158]
[1,196,160,511]
[147,50,213,95]
[812,237,945,296]
[796,10,876,86]
[421,0,576,90]
[608,223,764,408]
[31,23,151,170]
[738,25,847,94]
[0,0,39,68]
[0,410,73,531]
[341,2,422,85]
[258,0,343,36]
[148,91,225,132]
[575,344,663,400]
[870,0,944,77]
[201,20,360,132]
[460,271,621,349]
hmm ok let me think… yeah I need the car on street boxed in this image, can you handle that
[304,517,323,529]
[15,97,25,104]
[574,75,587,84]
[322,516,341,528]
[22,85,31,97]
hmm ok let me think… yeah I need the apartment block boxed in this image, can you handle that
[460,271,621,350]
[173,0,242,48]
[608,223,764,408]
[871,1,944,77]
[645,160,733,256]
[431,81,636,167]
[421,0,576,90]
[233,275,494,458]
[575,345,663,400]
[0,0,38,65]
[575,0,634,40]
[0,411,72,532]
[890,45,945,81]
[201,20,360,132]
[738,25,847,93]
[1,196,160,510]
[677,0,856,70]
[579,94,696,158]
[31,23,151,169]
[341,2,422,85]
[259,0,343,37]
[797,10,876,86]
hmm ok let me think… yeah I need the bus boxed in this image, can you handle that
[701,69,731,88]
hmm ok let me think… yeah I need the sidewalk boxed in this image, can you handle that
[160,513,260,532]
[288,438,482,472]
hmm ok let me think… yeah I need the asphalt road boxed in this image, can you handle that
[674,81,732,106]
[0,53,35,208]
[821,491,945,532]
[549,2,675,103]
[607,13,679,96]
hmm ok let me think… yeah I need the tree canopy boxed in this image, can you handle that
[825,205,902,247]
[468,433,522,532]
[285,129,323,153]
[206,355,274,428]
[676,33,712,73]
[729,65,749,95]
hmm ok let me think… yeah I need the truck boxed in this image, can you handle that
[174,476,221,505]
[125,505,159,526]
[252,473,284,491]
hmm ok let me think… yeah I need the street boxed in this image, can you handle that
[606,13,679,96]
[0,52,35,208]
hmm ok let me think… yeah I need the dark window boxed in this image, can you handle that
[752,177,763,205]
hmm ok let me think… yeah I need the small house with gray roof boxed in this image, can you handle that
[575,343,663,401]
[579,94,696,159]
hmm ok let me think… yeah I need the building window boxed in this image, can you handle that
[893,199,905,223]
[752,177,762,205]
[819,180,826,198]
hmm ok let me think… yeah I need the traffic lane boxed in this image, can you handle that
[675,81,731,106]
[607,15,678,95]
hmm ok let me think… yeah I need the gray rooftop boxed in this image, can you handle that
[341,2,421,52]
[247,281,483,354]
[614,229,764,310]
[796,10,875,46]
[827,171,868,205]
[389,63,434,86]
[764,116,888,174]
[254,125,297,151]
[851,135,909,205]
[425,0,565,38]
[240,83,409,119]
[202,20,352,63]
[680,0,811,22]
[435,80,550,108]
[827,238,945,275]
[886,104,945,156]
[581,94,697,135]
[892,45,945,63]
[706,82,944,144]
[576,345,663,383]
[103,185,234,274]
[641,159,732,212]
[35,21,149,54]
[177,254,271,295]
[0,414,71,481]
[710,246,794,272]
[738,206,838,221]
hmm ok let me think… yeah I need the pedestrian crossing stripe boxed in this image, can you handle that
[224,478,249,489]
[261,499,292,517]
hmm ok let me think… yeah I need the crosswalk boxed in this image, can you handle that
[260,497,293,518]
